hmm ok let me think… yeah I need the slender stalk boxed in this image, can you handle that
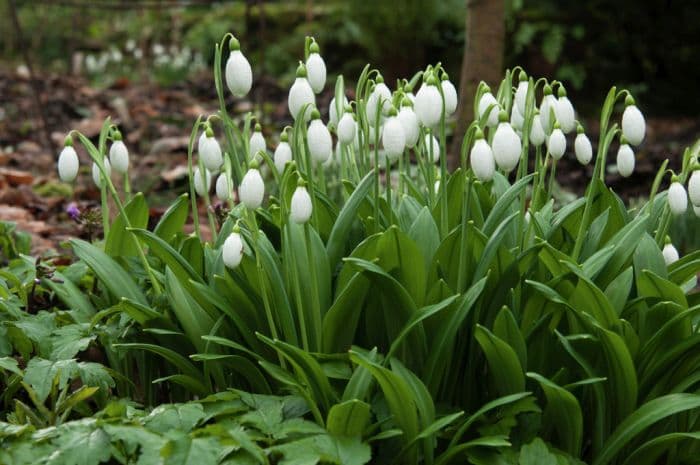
[304,223,323,352]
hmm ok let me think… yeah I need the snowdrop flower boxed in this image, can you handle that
[470,128,495,182]
[92,158,111,187]
[478,88,499,127]
[574,125,593,165]
[529,111,546,146]
[225,36,252,97]
[239,162,265,209]
[547,123,566,160]
[539,84,557,132]
[662,238,680,266]
[288,62,315,120]
[492,111,522,172]
[329,96,348,128]
[440,73,458,117]
[382,107,406,159]
[307,109,332,163]
[403,84,416,104]
[216,173,232,200]
[668,177,688,215]
[58,138,79,183]
[223,228,244,269]
[514,71,528,115]
[337,107,357,145]
[510,104,524,132]
[290,182,313,224]
[688,169,700,207]
[423,132,440,164]
[193,167,211,197]
[249,123,266,159]
[274,131,293,173]
[366,76,392,126]
[398,99,420,148]
[434,178,441,194]
[621,95,645,146]
[616,140,635,177]
[555,86,576,133]
[305,40,326,94]
[109,133,129,173]
[198,127,223,172]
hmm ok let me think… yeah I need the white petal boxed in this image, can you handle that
[337,113,357,145]
[216,173,231,200]
[223,232,244,269]
[668,182,688,215]
[290,186,313,223]
[58,146,79,182]
[622,105,645,146]
[555,97,576,133]
[225,50,252,97]
[92,158,111,187]
[288,78,315,120]
[547,129,567,160]
[193,167,212,196]
[307,119,332,163]
[478,92,499,127]
[398,107,420,148]
[616,144,635,177]
[366,83,392,125]
[329,96,348,127]
[540,94,557,131]
[688,171,700,207]
[249,131,266,159]
[424,134,440,163]
[574,133,593,165]
[663,243,679,266]
[382,116,406,158]
[470,139,495,182]
[510,105,524,131]
[274,141,292,173]
[109,140,129,173]
[492,122,521,172]
[199,134,223,171]
[239,168,265,209]
[529,116,545,146]
[306,53,326,94]
[515,81,528,115]
[441,79,458,116]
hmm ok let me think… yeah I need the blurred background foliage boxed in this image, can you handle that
[1,0,698,116]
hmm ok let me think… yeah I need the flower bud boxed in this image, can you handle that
[193,167,212,196]
[415,77,443,127]
[688,170,700,207]
[223,230,244,269]
[423,133,440,164]
[529,112,545,146]
[216,173,232,200]
[662,240,679,266]
[574,130,593,165]
[225,37,253,97]
[199,130,223,172]
[109,138,129,173]
[470,130,495,182]
[547,125,566,160]
[478,91,499,127]
[307,112,332,163]
[540,85,557,132]
[514,74,528,115]
[440,75,458,117]
[382,112,406,159]
[492,113,521,172]
[366,78,392,126]
[337,112,357,145]
[398,103,420,148]
[288,63,315,120]
[668,179,688,215]
[305,43,326,94]
[274,136,292,173]
[249,124,266,159]
[616,143,635,177]
[510,104,524,131]
[290,184,313,224]
[58,145,79,183]
[239,167,264,209]
[92,158,111,187]
[621,97,645,146]
[555,87,576,133]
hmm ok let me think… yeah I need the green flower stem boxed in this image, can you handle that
[100,184,110,239]
[187,117,203,240]
[123,174,132,203]
[303,222,323,352]
[546,158,557,201]
[457,175,473,293]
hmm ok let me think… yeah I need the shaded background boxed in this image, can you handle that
[0,0,699,253]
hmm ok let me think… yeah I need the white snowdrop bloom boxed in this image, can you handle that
[423,133,440,164]
[305,41,326,94]
[109,138,129,173]
[510,104,524,131]
[382,111,406,158]
[58,144,79,183]
[478,91,500,127]
[616,143,635,177]
[668,180,688,216]
[337,112,357,145]
[274,134,293,173]
[290,185,313,224]
[539,85,557,131]
[198,130,223,172]
[415,77,443,127]
[621,97,645,146]
[225,37,252,97]
[440,75,458,117]
[193,167,212,197]
[514,73,528,115]
[662,242,680,266]
[492,112,522,172]
[524,210,531,225]
[288,63,315,120]
[223,231,244,269]
[398,103,420,148]
[574,129,593,165]
[215,173,232,200]
[368,124,383,144]
[329,96,348,127]
[688,170,700,206]
[470,132,495,182]
[529,112,546,146]
[92,158,111,187]
[555,88,576,133]
[366,78,392,125]
[434,179,441,194]
[547,125,566,160]
[249,124,266,159]
[307,111,332,163]
[239,166,264,209]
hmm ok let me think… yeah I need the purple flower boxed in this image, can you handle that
[66,202,80,220]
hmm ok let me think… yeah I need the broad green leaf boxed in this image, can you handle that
[154,193,189,245]
[474,325,525,396]
[105,192,149,258]
[326,399,371,437]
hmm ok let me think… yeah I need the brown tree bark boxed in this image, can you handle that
[449,0,505,168]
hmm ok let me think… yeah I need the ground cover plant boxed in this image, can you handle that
[2,33,700,465]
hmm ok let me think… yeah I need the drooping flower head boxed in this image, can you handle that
[307,109,332,164]
[223,225,244,269]
[305,39,326,94]
[621,94,645,146]
[225,36,253,98]
[239,160,265,209]
[539,84,557,133]
[290,179,313,224]
[199,125,223,172]
[92,157,111,187]
[249,122,266,160]
[382,106,406,159]
[574,124,593,165]
[440,72,458,117]
[398,98,420,149]
[288,62,315,121]
[366,75,392,126]
[492,110,522,172]
[477,86,499,127]
[547,122,567,160]
[415,72,443,128]
[58,135,79,183]
[668,175,688,216]
[470,127,495,182]
[337,105,357,146]
[193,166,212,197]
[662,236,680,266]
[616,136,635,178]
[274,130,293,173]
[514,70,529,116]
[555,85,576,133]
[109,130,129,174]
[688,166,700,207]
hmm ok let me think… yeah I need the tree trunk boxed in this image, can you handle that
[449,0,505,168]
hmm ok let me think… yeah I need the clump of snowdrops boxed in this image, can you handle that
[50,33,700,465]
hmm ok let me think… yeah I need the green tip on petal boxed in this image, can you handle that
[113,130,123,141]
[296,62,307,78]
[376,74,384,84]
[310,108,321,120]
[498,110,508,123]
[296,177,307,187]
[576,123,584,134]
[543,84,553,95]
[343,104,353,113]
[229,36,240,51]
[64,134,73,147]
[401,97,413,108]
[474,127,484,140]
[664,235,672,245]
[620,134,629,145]
[553,121,561,130]
[426,74,439,86]
[671,174,680,183]
[558,86,567,98]
[518,70,528,82]
[625,94,636,107]
[205,126,214,138]
[309,41,320,54]
[441,71,449,81]
[280,131,289,143]
[249,158,260,169]
[254,123,262,132]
